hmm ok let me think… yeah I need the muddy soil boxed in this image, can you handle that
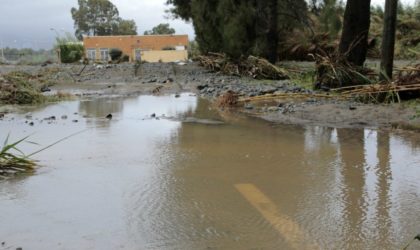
[1,62,419,130]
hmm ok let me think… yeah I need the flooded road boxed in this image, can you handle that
[0,94,419,250]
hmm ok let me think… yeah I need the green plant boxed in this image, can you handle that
[121,55,129,62]
[0,134,37,178]
[59,44,84,63]
[0,131,85,179]
[109,48,123,61]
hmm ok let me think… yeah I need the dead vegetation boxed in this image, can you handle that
[0,70,72,105]
[331,64,420,102]
[214,64,420,108]
[314,53,374,89]
[0,72,47,105]
[196,53,289,80]
[216,91,239,108]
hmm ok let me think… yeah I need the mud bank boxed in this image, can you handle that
[1,62,419,130]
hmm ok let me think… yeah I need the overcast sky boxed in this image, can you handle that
[0,0,416,49]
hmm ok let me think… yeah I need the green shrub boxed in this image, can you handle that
[109,48,123,61]
[121,55,130,62]
[59,44,84,63]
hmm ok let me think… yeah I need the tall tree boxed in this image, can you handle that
[380,0,398,80]
[71,0,137,39]
[112,19,137,35]
[339,0,371,66]
[144,23,176,35]
[267,0,279,63]
[167,0,308,62]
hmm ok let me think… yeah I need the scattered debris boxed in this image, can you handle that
[395,64,420,85]
[197,53,289,80]
[216,91,239,108]
[152,85,164,95]
[314,53,373,89]
[0,72,47,105]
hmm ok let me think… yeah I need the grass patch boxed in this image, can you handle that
[0,134,37,179]
[288,70,316,90]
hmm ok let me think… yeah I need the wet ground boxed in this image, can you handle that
[0,94,420,249]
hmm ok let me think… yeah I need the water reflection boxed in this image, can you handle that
[0,95,419,249]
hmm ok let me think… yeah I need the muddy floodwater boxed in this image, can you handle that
[0,93,419,250]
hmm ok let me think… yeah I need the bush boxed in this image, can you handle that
[109,48,123,61]
[59,44,84,63]
[121,55,130,62]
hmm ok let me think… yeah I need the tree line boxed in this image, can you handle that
[167,0,419,79]
[71,0,178,39]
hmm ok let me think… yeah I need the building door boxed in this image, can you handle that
[135,49,141,61]
[100,48,109,62]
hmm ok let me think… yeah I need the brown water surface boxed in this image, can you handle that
[0,94,419,249]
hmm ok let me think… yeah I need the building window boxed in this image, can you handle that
[87,49,96,61]
[100,48,109,62]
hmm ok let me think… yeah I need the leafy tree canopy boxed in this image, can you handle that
[71,0,137,39]
[166,0,308,61]
[144,23,176,35]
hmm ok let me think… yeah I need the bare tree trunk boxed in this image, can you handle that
[339,0,371,66]
[267,0,278,64]
[380,0,398,81]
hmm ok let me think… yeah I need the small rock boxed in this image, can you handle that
[106,114,113,119]
[150,113,156,118]
[44,116,56,121]
[268,106,279,112]
[61,115,68,120]
[197,84,208,90]
[349,106,357,111]
[29,122,34,126]
[175,93,181,98]
[40,86,51,92]
[244,104,254,110]
[72,120,79,123]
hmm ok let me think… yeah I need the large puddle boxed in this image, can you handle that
[0,94,419,249]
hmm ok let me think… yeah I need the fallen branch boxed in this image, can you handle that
[197,53,289,80]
